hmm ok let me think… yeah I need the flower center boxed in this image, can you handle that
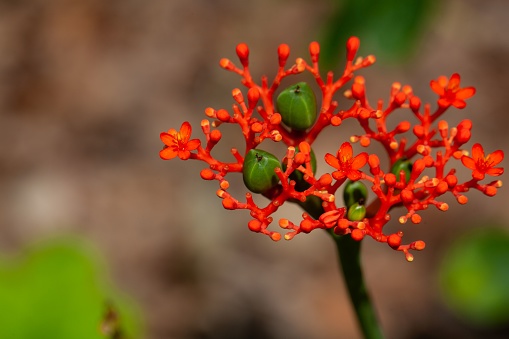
[477,157,493,170]
[341,155,352,166]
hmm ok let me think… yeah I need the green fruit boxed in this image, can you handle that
[391,158,413,183]
[343,180,368,209]
[243,149,281,194]
[276,82,317,131]
[347,202,367,221]
[281,146,317,192]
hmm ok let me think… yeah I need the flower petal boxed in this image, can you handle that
[338,142,353,160]
[346,170,362,181]
[332,171,345,180]
[160,147,178,160]
[325,153,340,169]
[456,87,475,100]
[160,132,177,147]
[448,73,461,90]
[430,80,444,96]
[179,121,193,142]
[471,143,485,162]
[472,169,485,181]
[487,150,504,167]
[461,156,476,170]
[178,149,191,160]
[187,139,201,151]
[438,75,448,88]
[351,152,368,170]
[438,98,450,107]
[452,99,466,109]
[486,167,504,176]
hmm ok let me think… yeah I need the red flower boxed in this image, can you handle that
[430,73,475,109]
[160,121,200,160]
[461,143,504,180]
[325,142,368,180]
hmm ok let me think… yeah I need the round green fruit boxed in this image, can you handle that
[276,82,317,131]
[343,180,368,209]
[243,149,281,194]
[347,202,367,221]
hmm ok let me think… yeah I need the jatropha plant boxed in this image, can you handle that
[159,37,504,338]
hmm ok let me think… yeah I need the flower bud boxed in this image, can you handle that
[391,158,413,183]
[282,146,317,192]
[347,202,366,221]
[343,180,368,209]
[276,82,317,131]
[243,149,281,194]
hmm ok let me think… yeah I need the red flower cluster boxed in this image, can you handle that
[159,37,504,261]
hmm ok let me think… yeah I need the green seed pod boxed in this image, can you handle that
[347,202,367,221]
[391,158,413,183]
[276,82,317,131]
[243,149,281,194]
[281,146,317,192]
[343,180,368,209]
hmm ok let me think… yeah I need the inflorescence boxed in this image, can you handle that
[159,37,504,261]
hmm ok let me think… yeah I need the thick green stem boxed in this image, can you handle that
[334,235,384,339]
[299,197,384,339]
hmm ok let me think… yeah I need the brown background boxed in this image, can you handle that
[0,0,508,338]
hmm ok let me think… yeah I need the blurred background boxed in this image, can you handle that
[0,0,508,338]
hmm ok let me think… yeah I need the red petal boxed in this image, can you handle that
[471,143,485,162]
[160,147,178,160]
[179,121,193,142]
[448,73,461,90]
[187,139,201,151]
[338,142,353,160]
[486,167,504,176]
[346,170,362,181]
[456,87,475,100]
[430,80,444,96]
[160,132,177,146]
[332,171,346,180]
[452,99,466,109]
[438,98,450,107]
[325,153,340,169]
[438,76,448,88]
[178,149,191,160]
[461,156,476,170]
[351,152,368,170]
[472,169,485,180]
[487,150,504,166]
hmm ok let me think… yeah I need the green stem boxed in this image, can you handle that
[334,235,384,339]
[299,197,384,339]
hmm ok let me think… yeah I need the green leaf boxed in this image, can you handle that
[439,227,509,327]
[320,0,439,69]
[0,237,143,339]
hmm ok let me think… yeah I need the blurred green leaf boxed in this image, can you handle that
[320,0,438,69]
[439,227,509,327]
[0,238,143,339]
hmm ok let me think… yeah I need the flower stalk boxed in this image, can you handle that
[336,236,383,339]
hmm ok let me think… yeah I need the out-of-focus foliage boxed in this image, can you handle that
[439,227,509,327]
[320,0,438,68]
[0,238,142,339]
